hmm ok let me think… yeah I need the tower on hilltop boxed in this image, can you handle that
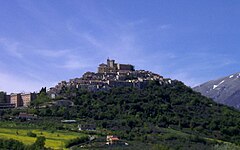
[107,58,115,68]
[98,59,134,73]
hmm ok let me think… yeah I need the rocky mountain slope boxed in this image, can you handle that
[194,72,240,109]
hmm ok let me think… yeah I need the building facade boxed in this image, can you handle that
[21,93,37,107]
[10,93,36,107]
[10,94,22,107]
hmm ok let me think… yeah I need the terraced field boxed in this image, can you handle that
[0,127,86,149]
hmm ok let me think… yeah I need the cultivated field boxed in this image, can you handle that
[0,127,85,150]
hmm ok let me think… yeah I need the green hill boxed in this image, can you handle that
[36,80,240,149]
[2,80,240,149]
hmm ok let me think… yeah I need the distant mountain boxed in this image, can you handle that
[193,72,240,109]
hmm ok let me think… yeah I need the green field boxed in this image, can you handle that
[0,127,86,150]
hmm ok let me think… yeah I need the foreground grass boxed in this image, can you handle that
[0,127,86,149]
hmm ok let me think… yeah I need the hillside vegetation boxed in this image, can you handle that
[34,80,240,149]
[1,80,240,149]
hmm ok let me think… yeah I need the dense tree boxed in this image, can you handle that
[0,137,51,150]
[33,136,46,149]
[31,92,50,108]
[39,87,47,95]
[33,80,240,145]
[3,80,240,149]
[0,138,25,150]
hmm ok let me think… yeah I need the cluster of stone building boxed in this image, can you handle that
[48,59,166,97]
[0,93,36,108]
[1,59,170,108]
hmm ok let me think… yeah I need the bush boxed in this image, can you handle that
[0,138,25,150]
[190,135,206,144]
[213,143,240,150]
[27,131,37,137]
[65,136,89,148]
[152,144,170,150]
[25,136,52,150]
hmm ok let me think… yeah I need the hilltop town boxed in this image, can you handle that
[2,59,240,150]
[48,59,169,98]
[0,59,170,108]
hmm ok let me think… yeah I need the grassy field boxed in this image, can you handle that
[0,127,86,150]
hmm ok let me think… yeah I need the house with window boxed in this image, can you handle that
[106,135,120,145]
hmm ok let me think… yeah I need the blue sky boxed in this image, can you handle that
[0,0,239,93]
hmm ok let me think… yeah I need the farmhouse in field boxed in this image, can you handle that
[106,135,120,145]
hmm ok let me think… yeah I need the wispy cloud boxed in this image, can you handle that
[168,72,203,87]
[81,33,103,48]
[35,49,70,58]
[159,51,238,87]
[0,1,238,93]
[0,71,51,93]
[67,18,144,63]
[57,55,92,70]
[0,38,68,92]
[158,24,172,30]
[0,38,23,58]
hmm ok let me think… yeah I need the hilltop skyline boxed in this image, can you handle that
[0,0,240,93]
